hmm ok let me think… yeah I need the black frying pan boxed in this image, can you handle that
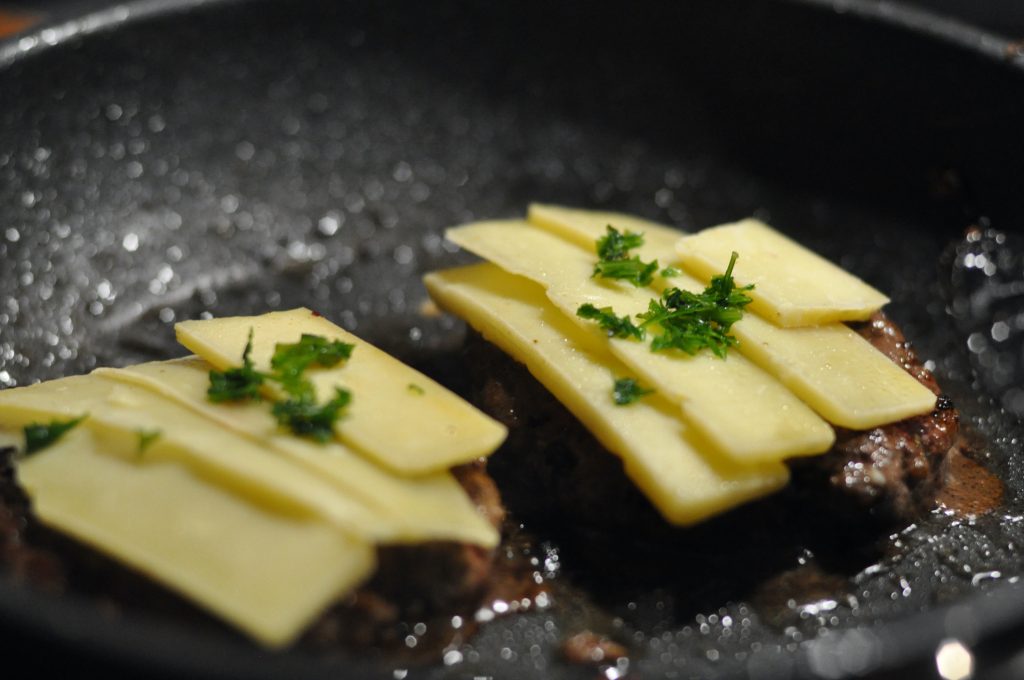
[3,1,1024,677]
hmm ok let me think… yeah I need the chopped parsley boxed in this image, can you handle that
[576,303,645,341]
[23,415,87,455]
[577,252,753,359]
[637,251,754,358]
[612,377,654,405]
[407,383,425,395]
[137,429,162,455]
[270,334,354,384]
[592,225,659,287]
[596,226,645,260]
[207,328,264,402]
[660,266,681,278]
[205,329,357,442]
[272,388,351,443]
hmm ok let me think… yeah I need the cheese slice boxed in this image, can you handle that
[175,309,507,476]
[676,220,889,327]
[425,263,789,524]
[16,427,373,647]
[528,203,685,253]
[721,318,937,428]
[0,430,20,450]
[0,375,388,535]
[96,359,499,548]
[446,220,834,463]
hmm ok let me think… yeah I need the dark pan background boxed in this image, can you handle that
[3,1,1024,678]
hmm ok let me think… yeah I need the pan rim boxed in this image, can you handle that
[1,0,1023,72]
[1,0,1024,678]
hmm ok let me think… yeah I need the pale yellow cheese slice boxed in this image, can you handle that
[96,358,498,548]
[0,429,20,450]
[425,263,789,524]
[676,220,890,327]
[528,203,685,253]
[721,318,937,428]
[16,427,373,647]
[0,375,387,535]
[528,208,937,429]
[446,220,834,463]
[175,309,507,476]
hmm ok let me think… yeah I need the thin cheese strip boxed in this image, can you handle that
[528,208,937,428]
[0,375,387,535]
[17,427,374,647]
[175,309,507,476]
[676,220,889,326]
[424,263,789,524]
[446,220,834,464]
[97,359,499,548]
[529,203,685,252]
[719,318,937,428]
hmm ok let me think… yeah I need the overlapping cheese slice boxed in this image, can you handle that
[0,312,507,646]
[446,220,835,463]
[527,207,938,429]
[675,219,890,326]
[16,427,373,648]
[176,309,507,476]
[97,358,498,547]
[0,374,384,529]
[529,203,684,252]
[425,263,789,524]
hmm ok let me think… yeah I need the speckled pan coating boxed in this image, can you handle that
[3,1,1024,678]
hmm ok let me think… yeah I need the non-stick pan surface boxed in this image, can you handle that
[3,1,1024,677]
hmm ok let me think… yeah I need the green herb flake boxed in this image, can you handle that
[206,329,356,445]
[23,415,87,455]
[637,251,754,358]
[407,383,425,395]
[576,303,645,341]
[272,388,351,442]
[137,429,162,455]
[271,334,355,382]
[592,226,659,287]
[593,257,660,287]
[660,266,681,278]
[596,226,645,260]
[612,377,654,406]
[207,328,265,402]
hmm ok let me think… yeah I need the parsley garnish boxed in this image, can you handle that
[207,328,264,402]
[272,388,351,443]
[612,377,654,405]
[637,251,754,358]
[137,429,161,455]
[576,303,645,340]
[271,334,354,384]
[592,226,659,287]
[596,226,644,260]
[205,329,357,442]
[660,266,681,278]
[23,415,87,455]
[407,383,425,395]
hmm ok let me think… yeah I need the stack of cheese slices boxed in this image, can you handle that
[0,309,507,646]
[425,204,937,526]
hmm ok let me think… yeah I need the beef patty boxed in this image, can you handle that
[470,311,959,528]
